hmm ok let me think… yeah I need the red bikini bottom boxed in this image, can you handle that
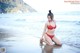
[46,33,54,39]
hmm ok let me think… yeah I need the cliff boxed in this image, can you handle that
[0,0,36,13]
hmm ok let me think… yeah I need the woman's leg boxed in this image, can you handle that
[52,36,62,46]
[44,34,53,45]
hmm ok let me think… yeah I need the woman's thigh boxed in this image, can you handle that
[52,36,62,45]
[44,34,53,45]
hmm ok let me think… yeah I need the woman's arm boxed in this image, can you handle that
[41,23,47,38]
[53,20,57,28]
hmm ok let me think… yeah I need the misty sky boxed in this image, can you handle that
[23,0,80,12]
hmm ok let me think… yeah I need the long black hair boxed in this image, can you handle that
[47,10,54,20]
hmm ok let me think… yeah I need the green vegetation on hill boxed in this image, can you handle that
[0,0,36,13]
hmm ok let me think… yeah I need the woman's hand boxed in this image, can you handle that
[40,37,43,42]
[40,37,44,45]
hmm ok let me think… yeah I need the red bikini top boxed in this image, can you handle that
[47,25,56,30]
[47,20,56,30]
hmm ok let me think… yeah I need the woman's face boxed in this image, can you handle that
[47,16,51,21]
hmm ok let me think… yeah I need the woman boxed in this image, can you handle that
[40,10,62,46]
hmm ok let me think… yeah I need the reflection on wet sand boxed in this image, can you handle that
[41,44,61,53]
[0,28,10,40]
[0,28,14,48]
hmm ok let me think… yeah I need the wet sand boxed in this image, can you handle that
[0,28,80,53]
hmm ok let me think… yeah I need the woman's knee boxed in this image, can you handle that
[46,42,53,46]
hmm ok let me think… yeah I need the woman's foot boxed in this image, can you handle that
[55,43,62,46]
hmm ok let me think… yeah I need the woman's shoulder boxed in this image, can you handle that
[45,22,48,25]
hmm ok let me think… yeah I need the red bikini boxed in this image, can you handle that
[47,20,56,30]
[47,24,56,30]
[46,20,56,39]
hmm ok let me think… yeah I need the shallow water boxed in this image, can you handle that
[0,12,80,53]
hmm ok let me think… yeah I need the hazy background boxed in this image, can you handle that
[23,0,80,12]
[0,0,80,53]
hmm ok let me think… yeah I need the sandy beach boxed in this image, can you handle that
[0,28,80,53]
